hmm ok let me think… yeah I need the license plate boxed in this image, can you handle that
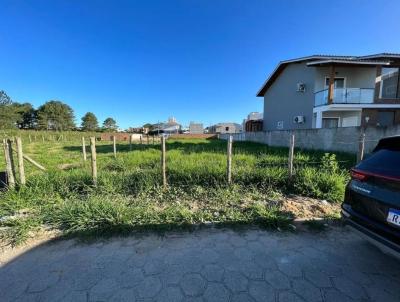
[387,209,400,227]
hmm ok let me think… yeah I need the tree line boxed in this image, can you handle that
[0,90,117,131]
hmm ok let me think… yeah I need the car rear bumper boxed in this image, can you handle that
[341,205,400,258]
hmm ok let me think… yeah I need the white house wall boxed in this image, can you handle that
[314,66,376,92]
[320,110,362,127]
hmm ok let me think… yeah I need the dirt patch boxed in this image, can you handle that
[0,228,61,264]
[279,195,340,220]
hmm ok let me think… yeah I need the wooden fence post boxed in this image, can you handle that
[357,131,366,163]
[82,137,87,161]
[90,137,97,185]
[140,135,143,145]
[28,135,32,143]
[129,134,133,151]
[15,137,26,185]
[113,135,117,158]
[288,133,295,178]
[152,135,155,145]
[147,135,149,145]
[42,135,45,142]
[161,136,167,188]
[227,135,233,184]
[3,139,16,188]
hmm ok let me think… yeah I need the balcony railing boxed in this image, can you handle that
[314,88,374,107]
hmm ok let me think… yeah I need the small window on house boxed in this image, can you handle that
[380,68,400,99]
[322,118,339,128]
[225,127,229,131]
[325,77,345,89]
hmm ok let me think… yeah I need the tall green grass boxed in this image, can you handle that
[0,137,354,245]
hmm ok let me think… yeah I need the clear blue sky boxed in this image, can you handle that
[1,0,399,129]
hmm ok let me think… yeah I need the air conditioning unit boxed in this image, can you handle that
[297,83,306,92]
[293,116,305,124]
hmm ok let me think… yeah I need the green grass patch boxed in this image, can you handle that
[0,135,354,245]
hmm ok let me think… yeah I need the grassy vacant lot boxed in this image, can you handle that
[0,136,353,245]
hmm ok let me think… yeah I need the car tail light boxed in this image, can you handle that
[350,169,368,181]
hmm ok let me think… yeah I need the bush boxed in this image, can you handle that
[292,153,348,202]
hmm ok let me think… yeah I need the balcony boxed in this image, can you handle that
[314,88,374,107]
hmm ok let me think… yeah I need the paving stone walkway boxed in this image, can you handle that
[1,227,400,302]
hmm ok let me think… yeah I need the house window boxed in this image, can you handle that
[380,67,400,99]
[325,77,345,89]
[322,118,339,128]
[225,127,229,131]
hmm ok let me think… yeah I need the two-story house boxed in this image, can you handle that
[256,53,400,130]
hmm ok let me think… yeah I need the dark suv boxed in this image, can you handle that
[341,135,400,256]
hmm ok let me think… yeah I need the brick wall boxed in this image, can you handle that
[169,134,217,139]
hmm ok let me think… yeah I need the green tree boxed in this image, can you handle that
[37,100,75,130]
[103,117,117,131]
[0,90,12,105]
[143,123,154,131]
[12,102,37,129]
[81,112,99,131]
[0,90,18,129]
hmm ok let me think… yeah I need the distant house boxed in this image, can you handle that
[162,117,181,134]
[149,117,181,135]
[243,112,263,132]
[257,53,400,130]
[189,122,204,134]
[127,127,148,134]
[208,122,242,134]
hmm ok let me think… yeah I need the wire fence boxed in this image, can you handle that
[1,131,356,189]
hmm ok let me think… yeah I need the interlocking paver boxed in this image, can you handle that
[236,261,264,280]
[332,276,368,300]
[143,259,165,275]
[110,288,137,302]
[180,273,206,296]
[323,289,353,302]
[117,268,145,288]
[155,287,184,302]
[303,268,332,288]
[248,280,275,302]
[201,264,225,282]
[292,279,323,302]
[27,272,60,293]
[264,269,290,290]
[234,247,254,261]
[1,227,399,302]
[59,291,88,302]
[223,270,248,293]
[231,292,256,302]
[89,278,120,301]
[137,276,162,298]
[203,283,231,302]
[278,291,306,302]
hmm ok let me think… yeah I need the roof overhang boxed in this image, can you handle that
[307,59,391,67]
[256,55,343,97]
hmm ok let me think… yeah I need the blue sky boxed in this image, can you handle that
[1,0,399,129]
